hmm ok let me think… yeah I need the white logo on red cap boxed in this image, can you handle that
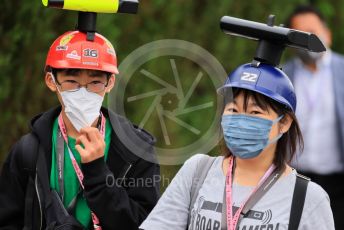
[66,50,81,60]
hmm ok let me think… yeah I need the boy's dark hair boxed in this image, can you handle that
[48,68,112,85]
[220,88,304,170]
[285,5,326,28]
[50,68,112,78]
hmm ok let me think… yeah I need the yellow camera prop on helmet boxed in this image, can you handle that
[42,0,138,14]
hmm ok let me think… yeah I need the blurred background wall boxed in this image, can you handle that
[1,0,343,191]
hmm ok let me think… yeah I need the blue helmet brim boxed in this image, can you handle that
[217,83,295,112]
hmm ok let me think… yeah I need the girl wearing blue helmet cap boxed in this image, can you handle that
[140,62,334,230]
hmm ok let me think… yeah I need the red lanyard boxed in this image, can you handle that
[58,113,106,230]
[225,157,279,230]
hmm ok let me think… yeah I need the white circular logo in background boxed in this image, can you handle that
[108,39,228,165]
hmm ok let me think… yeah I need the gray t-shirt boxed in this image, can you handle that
[140,154,334,230]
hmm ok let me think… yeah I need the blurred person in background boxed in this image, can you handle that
[283,5,344,229]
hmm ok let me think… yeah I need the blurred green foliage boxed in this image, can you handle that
[1,0,344,191]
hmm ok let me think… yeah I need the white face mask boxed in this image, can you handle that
[52,75,104,132]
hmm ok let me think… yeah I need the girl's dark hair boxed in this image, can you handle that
[220,88,304,170]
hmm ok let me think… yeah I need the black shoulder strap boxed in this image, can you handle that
[187,155,216,227]
[20,133,39,176]
[20,133,39,229]
[288,173,310,230]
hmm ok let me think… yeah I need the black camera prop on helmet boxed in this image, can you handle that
[42,0,139,41]
[220,15,326,66]
[218,15,326,112]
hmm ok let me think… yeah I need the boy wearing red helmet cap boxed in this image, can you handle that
[0,31,160,230]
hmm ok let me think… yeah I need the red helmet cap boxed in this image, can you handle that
[45,31,119,74]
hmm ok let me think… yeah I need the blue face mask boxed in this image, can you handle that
[221,114,284,159]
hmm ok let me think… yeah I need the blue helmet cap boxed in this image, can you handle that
[217,63,297,112]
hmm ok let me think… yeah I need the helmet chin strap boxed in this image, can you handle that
[49,73,61,93]
[49,73,68,112]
